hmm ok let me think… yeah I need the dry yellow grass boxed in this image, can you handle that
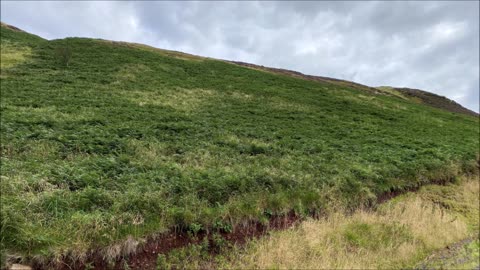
[229,176,479,269]
[0,41,31,71]
[125,88,215,113]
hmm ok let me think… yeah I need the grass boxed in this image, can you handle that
[0,23,479,267]
[159,176,478,269]
[375,86,479,118]
[0,41,31,71]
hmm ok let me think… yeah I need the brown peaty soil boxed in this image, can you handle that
[39,212,299,270]
[28,176,459,270]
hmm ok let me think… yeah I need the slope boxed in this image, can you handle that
[377,86,478,117]
[226,63,478,118]
[0,23,478,268]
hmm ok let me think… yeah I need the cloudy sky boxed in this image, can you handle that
[1,1,479,112]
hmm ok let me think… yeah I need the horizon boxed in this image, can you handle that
[1,1,479,112]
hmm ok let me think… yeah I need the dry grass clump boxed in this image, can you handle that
[126,88,215,113]
[230,177,479,269]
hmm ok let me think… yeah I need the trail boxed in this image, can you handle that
[416,237,480,270]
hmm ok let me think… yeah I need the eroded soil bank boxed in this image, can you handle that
[23,174,478,270]
[214,178,479,269]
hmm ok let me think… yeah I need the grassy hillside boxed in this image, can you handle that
[148,176,480,269]
[0,23,478,267]
[376,86,478,117]
[228,62,478,117]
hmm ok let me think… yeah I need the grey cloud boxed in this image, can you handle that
[1,1,478,112]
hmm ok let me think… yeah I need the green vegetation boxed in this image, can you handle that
[0,23,478,267]
[376,86,478,117]
[54,47,72,67]
[159,177,478,269]
[342,221,413,250]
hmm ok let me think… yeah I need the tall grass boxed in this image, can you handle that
[0,23,479,266]
[227,177,479,269]
[138,176,479,269]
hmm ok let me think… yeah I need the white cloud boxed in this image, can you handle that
[430,21,467,42]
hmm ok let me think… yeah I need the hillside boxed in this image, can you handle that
[0,23,479,269]
[151,176,479,269]
[223,62,478,118]
[376,86,478,117]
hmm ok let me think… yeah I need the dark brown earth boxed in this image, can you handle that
[33,212,300,270]
[375,177,453,205]
[0,22,24,32]
[28,178,456,270]
[4,19,474,268]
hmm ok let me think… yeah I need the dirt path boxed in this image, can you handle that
[416,237,480,270]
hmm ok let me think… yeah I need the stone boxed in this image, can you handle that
[10,264,32,270]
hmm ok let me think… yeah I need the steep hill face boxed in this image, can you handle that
[0,22,479,268]
[376,86,478,117]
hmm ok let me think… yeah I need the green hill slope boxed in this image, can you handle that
[0,23,478,266]
[376,86,478,117]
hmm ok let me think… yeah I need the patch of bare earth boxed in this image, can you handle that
[29,178,457,270]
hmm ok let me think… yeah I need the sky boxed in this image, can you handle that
[1,1,479,112]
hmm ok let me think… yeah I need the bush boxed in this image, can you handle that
[55,47,72,67]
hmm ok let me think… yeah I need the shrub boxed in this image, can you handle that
[55,46,72,67]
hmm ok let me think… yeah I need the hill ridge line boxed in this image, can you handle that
[1,21,476,117]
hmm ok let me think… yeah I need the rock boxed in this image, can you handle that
[10,264,32,270]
